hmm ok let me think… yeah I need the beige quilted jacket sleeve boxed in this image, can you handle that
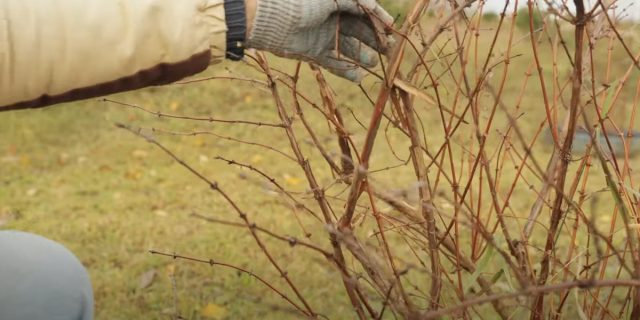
[0,0,227,111]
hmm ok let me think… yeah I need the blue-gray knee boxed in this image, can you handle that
[0,231,93,320]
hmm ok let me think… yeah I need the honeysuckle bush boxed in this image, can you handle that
[105,1,640,319]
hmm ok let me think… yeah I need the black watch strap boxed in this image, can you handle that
[223,0,247,61]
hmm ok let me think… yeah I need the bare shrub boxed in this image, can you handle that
[112,0,640,318]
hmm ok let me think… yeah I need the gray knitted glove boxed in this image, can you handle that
[247,0,394,82]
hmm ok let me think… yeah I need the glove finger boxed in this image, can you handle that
[339,15,385,53]
[337,0,394,26]
[317,52,365,83]
[369,3,395,26]
[336,36,379,68]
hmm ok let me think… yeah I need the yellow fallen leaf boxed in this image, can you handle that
[251,154,263,164]
[132,150,148,159]
[169,101,180,111]
[125,169,143,181]
[165,264,176,276]
[192,136,206,147]
[244,95,254,104]
[283,173,301,186]
[58,153,70,165]
[201,303,227,319]
[20,155,31,167]
[26,188,38,197]
[154,210,168,217]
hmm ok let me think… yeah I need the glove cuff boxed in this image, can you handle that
[245,0,299,52]
[224,0,247,60]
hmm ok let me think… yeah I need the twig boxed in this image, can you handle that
[103,98,285,128]
[116,123,317,317]
[422,279,640,319]
[149,250,310,316]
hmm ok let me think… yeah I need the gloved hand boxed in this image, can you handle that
[246,0,394,83]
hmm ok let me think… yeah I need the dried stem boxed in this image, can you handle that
[108,1,640,317]
[531,1,587,318]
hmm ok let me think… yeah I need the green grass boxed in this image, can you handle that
[1,19,640,319]
[0,60,371,319]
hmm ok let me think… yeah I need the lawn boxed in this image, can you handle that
[0,59,373,319]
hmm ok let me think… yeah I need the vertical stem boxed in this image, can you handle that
[400,89,442,309]
[257,56,367,319]
[531,1,586,319]
[527,0,560,148]
[340,0,433,228]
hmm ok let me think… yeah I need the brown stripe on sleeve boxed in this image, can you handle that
[1,50,212,112]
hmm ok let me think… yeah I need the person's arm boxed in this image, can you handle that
[0,0,393,111]
[0,0,234,111]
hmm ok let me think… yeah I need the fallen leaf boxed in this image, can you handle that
[192,137,206,147]
[169,101,180,111]
[154,210,168,217]
[0,210,11,227]
[20,155,31,167]
[138,269,157,290]
[132,150,149,159]
[125,169,143,181]
[26,188,38,197]
[201,303,227,319]
[6,145,17,156]
[283,174,301,186]
[165,264,176,277]
[251,155,263,164]
[161,308,174,316]
[1,209,21,223]
[58,153,70,165]
[0,156,19,163]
